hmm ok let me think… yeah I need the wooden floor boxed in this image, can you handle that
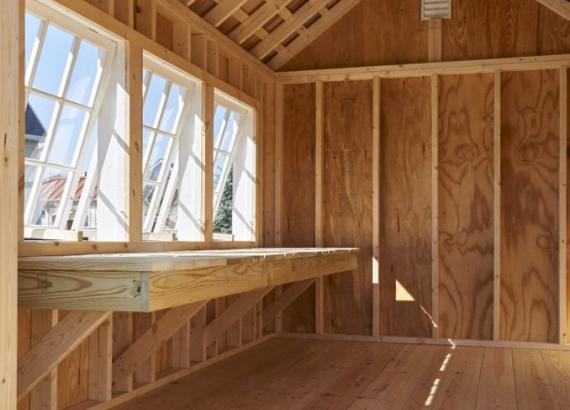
[114,337,570,410]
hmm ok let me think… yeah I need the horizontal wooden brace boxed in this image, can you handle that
[277,54,570,83]
[18,311,111,401]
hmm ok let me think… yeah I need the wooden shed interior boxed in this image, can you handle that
[3,0,570,409]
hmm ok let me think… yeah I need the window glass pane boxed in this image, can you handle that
[213,105,228,149]
[142,183,156,225]
[48,105,88,166]
[25,13,42,73]
[159,84,186,134]
[144,134,170,182]
[33,24,74,96]
[25,94,57,159]
[143,74,167,127]
[32,167,69,226]
[66,40,103,106]
[24,165,38,204]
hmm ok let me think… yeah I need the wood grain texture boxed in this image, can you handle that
[379,77,433,337]
[57,312,90,410]
[281,84,317,333]
[438,74,495,340]
[501,70,560,343]
[281,0,427,71]
[443,0,570,61]
[323,81,373,335]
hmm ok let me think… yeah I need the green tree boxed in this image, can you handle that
[213,168,232,233]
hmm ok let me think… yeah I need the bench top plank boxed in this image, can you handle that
[19,248,359,312]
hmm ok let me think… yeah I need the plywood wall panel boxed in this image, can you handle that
[280,83,316,333]
[282,0,427,71]
[379,78,433,338]
[323,81,373,335]
[443,0,570,61]
[501,70,560,343]
[438,74,495,340]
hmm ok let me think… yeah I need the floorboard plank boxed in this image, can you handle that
[475,348,516,410]
[513,349,560,410]
[429,347,484,409]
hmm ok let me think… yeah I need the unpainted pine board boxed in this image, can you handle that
[348,344,453,409]
[438,74,495,340]
[430,347,484,409]
[280,83,317,333]
[379,77,433,338]
[541,350,570,408]
[154,310,171,375]
[112,312,133,393]
[18,309,32,410]
[282,0,427,71]
[538,4,570,54]
[500,70,560,343]
[475,348,517,410]
[513,349,560,410]
[261,82,277,248]
[132,312,156,384]
[322,80,373,335]
[56,311,90,409]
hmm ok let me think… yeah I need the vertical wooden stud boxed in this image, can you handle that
[114,0,135,27]
[203,85,214,243]
[127,43,143,242]
[135,0,157,41]
[0,0,22,407]
[171,322,191,368]
[190,307,206,363]
[431,73,439,339]
[560,66,568,345]
[191,32,207,70]
[29,310,58,410]
[88,317,113,402]
[173,22,192,61]
[274,83,284,247]
[493,70,502,342]
[112,312,133,393]
[427,19,442,62]
[133,313,156,385]
[372,77,381,337]
[315,80,325,335]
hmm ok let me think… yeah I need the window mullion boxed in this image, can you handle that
[153,155,178,232]
[25,19,47,87]
[145,136,174,232]
[52,36,86,230]
[62,41,117,233]
[153,89,194,233]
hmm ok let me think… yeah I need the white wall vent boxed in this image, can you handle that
[421,0,451,20]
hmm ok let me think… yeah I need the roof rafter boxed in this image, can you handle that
[535,0,570,20]
[204,0,249,27]
[269,0,364,70]
[251,0,327,60]
[229,0,291,44]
